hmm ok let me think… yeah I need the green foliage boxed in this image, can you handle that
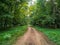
[31,0,60,28]
[0,0,28,30]
[0,26,27,45]
[34,26,60,45]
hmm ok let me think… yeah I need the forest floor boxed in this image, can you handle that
[13,27,55,45]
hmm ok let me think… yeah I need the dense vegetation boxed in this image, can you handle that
[0,0,28,30]
[0,0,60,30]
[0,26,27,45]
[34,26,60,45]
[0,0,60,45]
[31,0,60,28]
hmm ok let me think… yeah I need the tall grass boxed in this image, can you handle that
[0,26,27,45]
[34,26,60,45]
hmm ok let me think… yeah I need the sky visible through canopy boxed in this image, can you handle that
[27,0,37,17]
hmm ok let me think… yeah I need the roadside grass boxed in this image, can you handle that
[34,26,60,45]
[0,26,27,45]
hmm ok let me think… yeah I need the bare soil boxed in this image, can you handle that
[13,27,55,45]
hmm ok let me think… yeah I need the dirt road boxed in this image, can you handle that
[13,27,55,45]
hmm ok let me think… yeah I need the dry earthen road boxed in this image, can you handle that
[13,27,55,45]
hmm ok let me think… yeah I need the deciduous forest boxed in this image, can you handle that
[0,0,60,45]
